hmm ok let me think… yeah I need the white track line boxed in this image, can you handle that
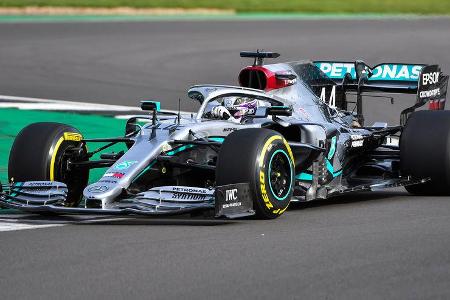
[0,94,190,115]
[0,221,64,232]
[0,102,137,111]
[0,94,141,111]
[0,216,136,232]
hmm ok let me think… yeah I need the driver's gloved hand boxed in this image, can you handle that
[211,106,232,120]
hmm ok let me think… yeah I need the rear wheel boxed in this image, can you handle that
[216,129,295,219]
[8,122,89,206]
[400,111,450,195]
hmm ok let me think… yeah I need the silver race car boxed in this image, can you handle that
[1,51,449,219]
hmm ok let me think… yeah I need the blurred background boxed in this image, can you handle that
[0,0,449,14]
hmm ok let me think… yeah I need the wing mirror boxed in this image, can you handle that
[141,100,161,111]
[188,91,204,104]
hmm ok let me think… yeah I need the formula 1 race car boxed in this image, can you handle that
[1,51,449,219]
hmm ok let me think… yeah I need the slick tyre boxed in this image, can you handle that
[400,110,450,195]
[216,129,295,219]
[8,122,88,206]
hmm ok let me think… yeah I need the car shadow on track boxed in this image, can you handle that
[73,216,238,226]
[0,211,239,226]
[289,189,410,211]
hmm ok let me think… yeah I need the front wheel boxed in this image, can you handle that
[8,122,89,206]
[216,129,295,219]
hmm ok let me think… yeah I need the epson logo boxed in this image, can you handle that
[225,189,238,202]
[423,72,439,85]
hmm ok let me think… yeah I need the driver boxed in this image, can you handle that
[210,97,258,123]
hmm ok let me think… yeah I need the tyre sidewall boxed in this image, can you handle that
[400,111,450,195]
[252,135,295,218]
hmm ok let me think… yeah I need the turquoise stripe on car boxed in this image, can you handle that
[296,159,342,181]
[296,172,313,181]
[328,136,337,159]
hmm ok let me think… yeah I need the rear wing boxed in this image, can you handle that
[314,62,421,92]
[313,61,449,124]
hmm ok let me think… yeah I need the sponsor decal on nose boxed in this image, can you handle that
[114,160,138,170]
[104,172,125,179]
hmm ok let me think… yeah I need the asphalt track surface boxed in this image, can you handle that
[1,18,450,299]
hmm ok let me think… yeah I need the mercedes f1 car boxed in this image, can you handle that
[1,51,449,219]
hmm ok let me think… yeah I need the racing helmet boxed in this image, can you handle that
[223,96,258,118]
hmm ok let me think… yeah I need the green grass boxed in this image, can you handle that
[0,0,450,14]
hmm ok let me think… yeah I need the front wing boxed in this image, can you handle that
[0,181,255,218]
[0,177,428,217]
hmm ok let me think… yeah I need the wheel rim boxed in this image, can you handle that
[54,142,88,206]
[268,149,292,201]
